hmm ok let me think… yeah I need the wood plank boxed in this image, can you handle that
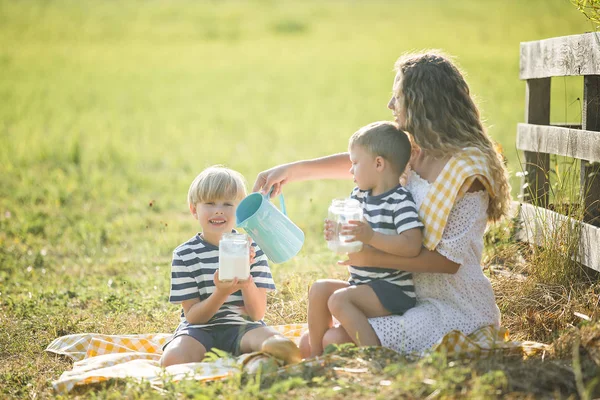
[551,123,582,130]
[582,75,600,225]
[520,32,600,79]
[516,123,600,163]
[581,162,600,225]
[516,202,600,272]
[522,78,550,207]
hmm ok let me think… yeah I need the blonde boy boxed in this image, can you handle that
[161,165,299,367]
[307,121,424,356]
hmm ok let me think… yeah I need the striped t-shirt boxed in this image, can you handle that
[348,185,424,290]
[169,231,276,329]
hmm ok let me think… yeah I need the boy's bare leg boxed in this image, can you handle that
[160,335,207,367]
[322,326,353,348]
[328,285,390,346]
[240,326,301,364]
[239,326,279,353]
[299,322,353,358]
[298,331,311,358]
[308,279,350,357]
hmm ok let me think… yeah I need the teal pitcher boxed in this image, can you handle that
[236,188,304,264]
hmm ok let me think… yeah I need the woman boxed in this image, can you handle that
[253,51,511,356]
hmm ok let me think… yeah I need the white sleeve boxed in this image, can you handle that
[434,192,488,266]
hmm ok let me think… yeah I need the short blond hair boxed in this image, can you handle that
[187,165,247,207]
[348,121,411,175]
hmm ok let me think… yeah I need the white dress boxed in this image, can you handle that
[368,170,501,355]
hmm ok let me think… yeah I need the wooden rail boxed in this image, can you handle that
[517,32,600,271]
[516,124,600,163]
[517,203,600,272]
[520,32,600,79]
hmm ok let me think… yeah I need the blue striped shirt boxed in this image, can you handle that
[348,185,423,293]
[169,231,276,328]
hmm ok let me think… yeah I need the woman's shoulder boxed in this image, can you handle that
[407,169,430,187]
[406,170,431,198]
[451,187,489,217]
[465,177,486,193]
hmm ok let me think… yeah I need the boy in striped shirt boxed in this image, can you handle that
[307,121,424,357]
[161,166,300,367]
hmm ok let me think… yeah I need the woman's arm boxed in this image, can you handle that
[368,228,423,257]
[342,220,423,258]
[345,176,487,273]
[339,245,460,274]
[252,153,352,196]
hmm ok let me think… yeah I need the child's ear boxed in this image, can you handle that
[189,203,197,217]
[375,156,385,171]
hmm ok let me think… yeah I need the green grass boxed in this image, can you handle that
[0,0,595,398]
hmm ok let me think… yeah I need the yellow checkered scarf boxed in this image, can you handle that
[419,147,495,250]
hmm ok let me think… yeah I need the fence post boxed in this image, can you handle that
[582,75,600,225]
[522,78,550,207]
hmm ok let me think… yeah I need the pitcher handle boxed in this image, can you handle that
[265,186,287,216]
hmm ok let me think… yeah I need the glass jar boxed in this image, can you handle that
[219,232,250,281]
[327,198,363,254]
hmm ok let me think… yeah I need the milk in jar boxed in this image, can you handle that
[327,198,364,254]
[219,233,250,281]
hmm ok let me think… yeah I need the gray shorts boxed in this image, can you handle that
[163,321,266,356]
[358,279,416,315]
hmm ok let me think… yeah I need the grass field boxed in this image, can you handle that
[0,0,597,398]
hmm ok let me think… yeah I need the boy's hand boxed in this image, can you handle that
[249,238,256,265]
[340,220,373,244]
[323,219,336,241]
[214,271,252,295]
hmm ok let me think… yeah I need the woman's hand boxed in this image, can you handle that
[252,164,290,197]
[337,245,377,267]
[323,219,336,241]
[214,271,251,295]
[340,220,374,244]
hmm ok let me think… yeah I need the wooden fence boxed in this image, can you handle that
[516,32,600,272]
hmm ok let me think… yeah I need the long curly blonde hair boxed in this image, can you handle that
[392,51,511,222]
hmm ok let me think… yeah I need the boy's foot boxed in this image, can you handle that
[261,335,302,365]
[241,353,280,374]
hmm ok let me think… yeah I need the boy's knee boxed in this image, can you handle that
[160,350,185,368]
[323,327,351,348]
[240,326,277,352]
[160,341,205,368]
[327,289,347,317]
[308,280,331,302]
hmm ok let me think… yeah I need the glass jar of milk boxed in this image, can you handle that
[219,233,250,281]
[327,198,364,254]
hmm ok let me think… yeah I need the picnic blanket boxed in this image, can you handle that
[46,323,548,394]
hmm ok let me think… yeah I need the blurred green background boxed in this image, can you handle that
[0,0,590,318]
[0,0,589,300]
[0,1,590,395]
[0,0,589,280]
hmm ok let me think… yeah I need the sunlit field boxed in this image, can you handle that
[0,0,594,398]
